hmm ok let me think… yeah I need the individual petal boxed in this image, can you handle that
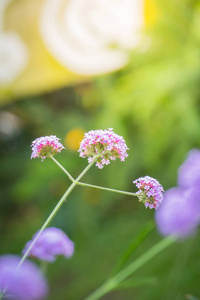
[0,255,48,300]
[23,227,74,262]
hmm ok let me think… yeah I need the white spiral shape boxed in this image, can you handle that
[0,0,29,85]
[40,0,144,75]
[0,33,29,85]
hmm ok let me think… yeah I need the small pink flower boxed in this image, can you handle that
[78,128,129,168]
[31,135,65,160]
[133,176,164,209]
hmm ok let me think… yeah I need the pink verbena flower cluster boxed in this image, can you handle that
[31,135,65,160]
[133,176,164,209]
[78,128,129,169]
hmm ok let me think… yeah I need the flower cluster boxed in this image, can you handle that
[155,149,200,238]
[133,176,164,209]
[23,227,74,262]
[178,149,200,189]
[78,128,129,168]
[31,135,65,160]
[0,255,48,300]
[155,187,200,238]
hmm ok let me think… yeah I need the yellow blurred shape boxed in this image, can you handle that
[144,0,159,26]
[64,128,85,151]
[0,0,143,103]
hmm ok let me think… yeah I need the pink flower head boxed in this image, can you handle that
[133,176,164,209]
[31,135,65,160]
[23,227,74,262]
[78,128,129,168]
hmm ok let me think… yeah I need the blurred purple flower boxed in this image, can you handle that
[0,255,48,300]
[133,176,164,209]
[78,128,129,168]
[155,187,200,238]
[31,135,65,160]
[178,149,200,189]
[23,227,74,262]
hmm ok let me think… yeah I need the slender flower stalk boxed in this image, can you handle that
[17,156,99,270]
[1,133,172,300]
[84,235,176,300]
[77,182,138,197]
[50,156,75,182]
[50,157,138,197]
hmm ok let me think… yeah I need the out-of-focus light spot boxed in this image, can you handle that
[144,0,159,27]
[64,128,85,151]
[0,111,22,138]
[0,33,29,85]
[0,0,146,102]
[0,0,29,85]
[40,0,144,76]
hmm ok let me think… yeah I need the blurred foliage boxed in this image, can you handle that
[1,0,200,299]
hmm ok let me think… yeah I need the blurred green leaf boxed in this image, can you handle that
[114,276,158,290]
[111,221,155,275]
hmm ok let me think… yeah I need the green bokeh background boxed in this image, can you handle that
[1,1,200,299]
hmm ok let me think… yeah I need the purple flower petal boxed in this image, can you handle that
[23,227,74,262]
[178,149,200,189]
[0,255,48,300]
[155,187,200,238]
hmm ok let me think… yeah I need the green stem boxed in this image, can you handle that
[0,284,8,300]
[50,156,75,182]
[16,156,99,270]
[84,235,176,300]
[40,261,48,275]
[111,221,155,276]
[50,157,138,198]
[77,182,138,197]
